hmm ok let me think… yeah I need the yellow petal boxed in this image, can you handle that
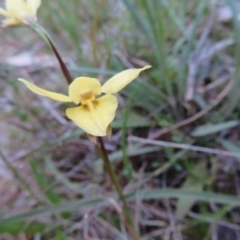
[101,65,152,94]
[68,77,101,104]
[0,8,11,17]
[26,0,41,14]
[18,78,71,102]
[66,94,118,136]
[5,0,35,24]
[2,17,21,26]
[6,0,31,16]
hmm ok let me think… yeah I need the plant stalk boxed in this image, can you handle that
[97,137,142,240]
[31,23,73,84]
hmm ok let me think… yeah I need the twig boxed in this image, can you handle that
[197,73,231,94]
[83,213,91,240]
[0,149,68,226]
[128,136,240,160]
[0,149,39,200]
[40,98,67,125]
[0,115,32,132]
[105,198,129,239]
[199,38,234,62]
[143,224,189,240]
[94,215,126,239]
[162,173,181,240]
[150,79,233,139]
[185,12,216,101]
[10,143,42,161]
[184,11,234,101]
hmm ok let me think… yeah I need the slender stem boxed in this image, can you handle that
[45,34,73,85]
[97,137,142,240]
[31,23,73,85]
[98,137,130,215]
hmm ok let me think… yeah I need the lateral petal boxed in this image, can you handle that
[2,17,21,26]
[26,0,41,14]
[18,78,71,102]
[66,94,118,136]
[0,8,11,17]
[101,65,151,94]
[6,0,31,16]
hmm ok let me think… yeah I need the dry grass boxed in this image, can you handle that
[0,0,240,239]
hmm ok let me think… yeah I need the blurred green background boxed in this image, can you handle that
[0,0,240,239]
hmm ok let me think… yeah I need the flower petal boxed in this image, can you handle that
[0,8,11,17]
[101,65,152,94]
[68,77,101,104]
[6,0,31,16]
[2,17,21,26]
[27,0,41,14]
[18,78,71,102]
[66,94,118,136]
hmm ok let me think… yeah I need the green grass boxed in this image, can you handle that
[0,0,240,239]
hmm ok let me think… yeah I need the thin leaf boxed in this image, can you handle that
[176,162,206,218]
[218,139,240,162]
[45,157,84,194]
[30,160,62,204]
[56,231,67,240]
[1,189,240,224]
[0,221,47,234]
[191,120,239,137]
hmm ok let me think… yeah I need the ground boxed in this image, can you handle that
[0,0,240,239]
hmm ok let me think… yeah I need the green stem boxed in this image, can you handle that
[97,137,142,240]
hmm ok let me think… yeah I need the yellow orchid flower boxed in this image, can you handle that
[18,65,151,136]
[0,0,41,26]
